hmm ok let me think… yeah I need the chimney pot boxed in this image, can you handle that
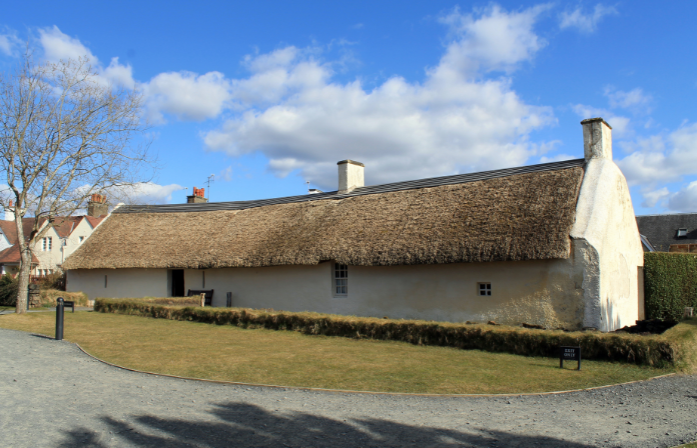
[581,117,613,161]
[87,194,108,217]
[187,186,208,203]
[337,160,365,192]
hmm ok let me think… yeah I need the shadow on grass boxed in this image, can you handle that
[58,401,593,448]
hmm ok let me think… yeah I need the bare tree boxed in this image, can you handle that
[0,50,153,313]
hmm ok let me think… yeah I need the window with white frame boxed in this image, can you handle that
[333,263,348,296]
[42,237,52,251]
[478,283,491,296]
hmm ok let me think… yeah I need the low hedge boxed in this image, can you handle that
[40,290,89,307]
[645,252,697,321]
[95,298,697,368]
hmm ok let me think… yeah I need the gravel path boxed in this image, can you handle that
[1,328,697,448]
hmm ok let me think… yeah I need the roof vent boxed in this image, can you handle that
[677,228,688,238]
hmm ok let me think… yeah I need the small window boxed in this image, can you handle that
[42,237,52,251]
[333,263,348,296]
[79,236,85,243]
[677,228,688,238]
[478,283,492,296]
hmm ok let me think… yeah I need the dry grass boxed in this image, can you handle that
[0,311,672,394]
[96,298,697,368]
[39,289,89,307]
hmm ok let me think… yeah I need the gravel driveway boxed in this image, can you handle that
[1,327,697,448]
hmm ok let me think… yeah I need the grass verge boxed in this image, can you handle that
[0,311,673,394]
[95,298,697,369]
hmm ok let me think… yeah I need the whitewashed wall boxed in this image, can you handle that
[571,157,644,331]
[68,258,589,329]
[67,268,169,299]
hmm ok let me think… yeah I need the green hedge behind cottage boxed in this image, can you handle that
[645,252,697,321]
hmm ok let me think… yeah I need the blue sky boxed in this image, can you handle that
[2,1,697,215]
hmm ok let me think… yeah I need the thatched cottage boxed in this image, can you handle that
[63,118,643,331]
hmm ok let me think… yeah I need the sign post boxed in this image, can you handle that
[559,346,581,370]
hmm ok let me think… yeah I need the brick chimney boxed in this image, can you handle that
[338,160,365,193]
[581,118,613,161]
[187,187,208,203]
[87,194,108,217]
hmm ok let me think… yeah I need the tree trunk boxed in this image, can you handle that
[13,211,32,314]
[14,247,31,314]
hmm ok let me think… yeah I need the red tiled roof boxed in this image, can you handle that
[0,245,39,264]
[0,218,40,245]
[48,216,83,238]
[84,215,106,229]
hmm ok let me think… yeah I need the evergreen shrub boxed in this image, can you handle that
[0,275,18,306]
[644,252,697,320]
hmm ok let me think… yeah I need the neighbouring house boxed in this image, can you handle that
[63,118,644,331]
[636,213,697,253]
[0,194,108,277]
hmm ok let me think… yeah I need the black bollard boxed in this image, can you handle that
[55,297,64,341]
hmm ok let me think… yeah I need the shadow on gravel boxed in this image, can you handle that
[58,401,594,447]
[29,333,55,340]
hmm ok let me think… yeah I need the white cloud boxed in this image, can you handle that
[142,71,231,123]
[107,182,185,205]
[202,5,556,190]
[0,30,21,56]
[102,57,135,89]
[604,86,652,113]
[617,122,697,186]
[438,4,550,74]
[559,4,618,33]
[39,26,95,63]
[641,187,670,208]
[572,104,630,137]
[667,182,697,212]
[219,166,233,182]
[540,153,576,163]
[38,26,135,89]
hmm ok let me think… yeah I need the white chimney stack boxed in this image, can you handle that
[4,199,15,222]
[581,118,613,161]
[338,160,365,192]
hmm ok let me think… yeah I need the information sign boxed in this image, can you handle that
[559,346,581,370]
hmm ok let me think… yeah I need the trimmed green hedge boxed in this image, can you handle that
[95,298,693,367]
[645,252,697,321]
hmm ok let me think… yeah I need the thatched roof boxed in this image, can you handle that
[63,160,585,270]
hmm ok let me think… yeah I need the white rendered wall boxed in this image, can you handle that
[32,226,62,274]
[60,218,97,263]
[0,230,11,252]
[169,258,584,328]
[570,157,644,331]
[68,257,589,328]
[67,268,169,299]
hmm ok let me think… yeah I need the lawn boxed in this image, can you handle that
[0,311,672,394]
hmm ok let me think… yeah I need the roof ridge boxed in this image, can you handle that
[115,158,586,214]
[636,212,697,217]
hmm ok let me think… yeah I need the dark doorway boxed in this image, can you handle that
[171,270,184,297]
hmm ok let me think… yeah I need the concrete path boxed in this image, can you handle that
[1,328,697,448]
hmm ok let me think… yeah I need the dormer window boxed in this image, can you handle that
[677,228,688,238]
